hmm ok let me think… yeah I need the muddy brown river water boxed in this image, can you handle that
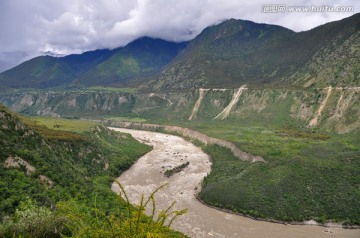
[110,127,360,238]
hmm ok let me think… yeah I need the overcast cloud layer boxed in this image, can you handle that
[0,0,358,67]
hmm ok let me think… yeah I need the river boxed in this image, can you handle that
[110,127,360,238]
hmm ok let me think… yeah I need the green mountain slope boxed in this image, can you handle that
[0,104,188,237]
[0,56,77,89]
[0,14,358,91]
[0,50,113,90]
[142,19,295,90]
[142,13,360,91]
[0,103,150,219]
[0,38,187,90]
[285,15,360,88]
[77,37,187,86]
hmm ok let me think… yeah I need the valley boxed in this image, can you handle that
[1,85,359,227]
[110,127,360,238]
[0,106,185,237]
[0,11,359,238]
[1,86,359,133]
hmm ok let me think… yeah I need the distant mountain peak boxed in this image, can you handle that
[41,51,66,57]
[0,13,359,91]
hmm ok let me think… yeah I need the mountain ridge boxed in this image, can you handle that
[143,13,360,91]
[0,13,359,91]
[0,37,187,90]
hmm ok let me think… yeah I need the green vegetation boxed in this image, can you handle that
[0,37,187,90]
[164,162,190,178]
[0,186,186,238]
[87,86,139,94]
[0,12,359,230]
[2,83,359,226]
[106,116,147,123]
[0,104,186,237]
[2,14,359,91]
[24,116,98,133]
[275,127,330,140]
[85,84,359,225]
[146,14,360,91]
[0,198,67,238]
[186,121,360,225]
[105,103,360,225]
[78,38,187,86]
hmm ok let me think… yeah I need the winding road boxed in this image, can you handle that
[110,127,360,238]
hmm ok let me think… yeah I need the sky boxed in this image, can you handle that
[0,0,358,71]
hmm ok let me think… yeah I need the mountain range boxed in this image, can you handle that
[0,38,187,89]
[0,13,359,91]
[1,13,360,233]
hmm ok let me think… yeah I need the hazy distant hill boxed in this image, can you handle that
[0,38,187,89]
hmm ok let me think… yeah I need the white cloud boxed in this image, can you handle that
[0,0,358,59]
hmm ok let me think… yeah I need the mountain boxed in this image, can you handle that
[0,13,359,91]
[0,103,144,219]
[76,37,188,87]
[0,51,113,89]
[0,56,78,89]
[143,13,360,91]
[284,14,360,88]
[0,37,187,90]
[142,19,295,90]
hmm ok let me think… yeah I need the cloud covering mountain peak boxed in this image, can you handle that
[0,0,357,58]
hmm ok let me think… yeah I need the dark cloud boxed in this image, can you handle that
[0,0,358,71]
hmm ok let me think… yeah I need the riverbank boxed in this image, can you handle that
[105,120,264,162]
[195,194,360,230]
[109,127,360,237]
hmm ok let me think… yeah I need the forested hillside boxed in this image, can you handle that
[0,104,185,237]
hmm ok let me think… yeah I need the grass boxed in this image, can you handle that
[2,84,359,225]
[179,120,360,225]
[87,86,139,94]
[1,108,186,237]
[19,116,94,141]
[275,127,330,140]
[186,120,360,168]
[111,112,360,225]
[106,116,147,123]
[27,116,99,133]
[164,162,190,178]
[51,86,359,225]
[199,142,360,224]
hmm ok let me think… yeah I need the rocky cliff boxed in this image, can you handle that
[1,87,359,133]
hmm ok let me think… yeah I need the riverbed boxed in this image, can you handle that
[110,127,360,238]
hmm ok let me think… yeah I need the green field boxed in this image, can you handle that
[27,116,99,132]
